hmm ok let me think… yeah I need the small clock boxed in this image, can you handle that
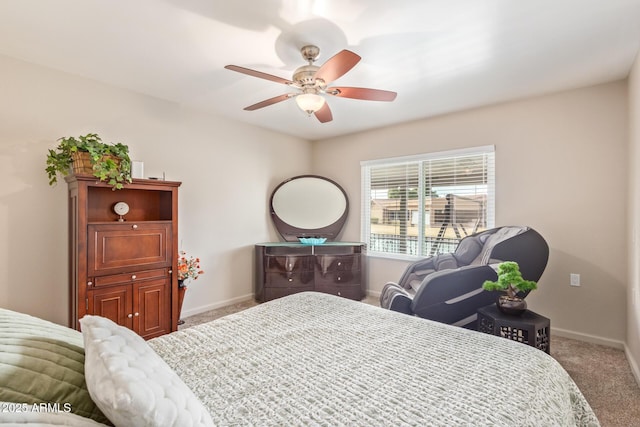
[113,201,130,221]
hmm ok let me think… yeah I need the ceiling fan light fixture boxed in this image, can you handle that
[225,45,395,124]
[295,93,325,114]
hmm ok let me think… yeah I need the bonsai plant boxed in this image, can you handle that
[46,133,132,189]
[482,261,537,315]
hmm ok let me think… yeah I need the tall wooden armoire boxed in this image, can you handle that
[66,175,180,339]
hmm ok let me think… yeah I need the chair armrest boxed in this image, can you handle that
[414,265,498,301]
[411,265,498,323]
[380,282,414,315]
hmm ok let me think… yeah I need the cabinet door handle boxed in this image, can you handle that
[132,224,138,230]
[337,262,342,266]
[288,278,293,282]
[131,275,137,280]
[134,312,139,317]
[127,313,133,318]
[87,281,93,287]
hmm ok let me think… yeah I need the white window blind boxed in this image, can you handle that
[361,146,495,259]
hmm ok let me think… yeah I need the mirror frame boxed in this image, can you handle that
[270,175,349,242]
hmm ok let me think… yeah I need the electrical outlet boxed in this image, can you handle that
[570,273,581,287]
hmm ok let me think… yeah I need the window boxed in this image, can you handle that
[361,146,495,259]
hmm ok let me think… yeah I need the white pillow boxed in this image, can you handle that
[80,315,214,427]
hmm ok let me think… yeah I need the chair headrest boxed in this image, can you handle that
[471,226,529,265]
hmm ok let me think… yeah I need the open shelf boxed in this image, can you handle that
[87,187,173,222]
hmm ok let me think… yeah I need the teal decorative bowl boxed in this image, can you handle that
[298,237,327,245]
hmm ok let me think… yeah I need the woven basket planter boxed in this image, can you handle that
[71,152,121,175]
[71,151,94,175]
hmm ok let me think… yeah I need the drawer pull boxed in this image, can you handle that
[131,275,137,280]
[338,262,342,266]
[127,313,133,319]
[338,291,342,296]
[134,312,140,317]
[87,281,93,287]
[132,224,138,230]
[288,278,293,282]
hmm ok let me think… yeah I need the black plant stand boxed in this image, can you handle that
[477,304,550,354]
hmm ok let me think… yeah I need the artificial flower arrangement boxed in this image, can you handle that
[177,250,204,286]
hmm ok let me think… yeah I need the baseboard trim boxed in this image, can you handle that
[625,345,640,387]
[181,293,254,318]
[551,326,625,350]
[367,290,381,299]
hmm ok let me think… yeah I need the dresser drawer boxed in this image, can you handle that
[314,270,360,287]
[92,268,168,288]
[315,255,360,287]
[265,255,314,274]
[266,271,314,288]
[314,284,362,300]
[315,254,360,273]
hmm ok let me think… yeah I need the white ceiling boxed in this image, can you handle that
[1,0,640,141]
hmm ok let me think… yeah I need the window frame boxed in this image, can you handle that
[361,145,495,261]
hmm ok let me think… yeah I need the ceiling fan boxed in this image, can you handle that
[225,45,397,123]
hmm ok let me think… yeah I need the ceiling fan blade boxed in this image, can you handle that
[244,94,292,111]
[314,102,333,123]
[328,86,397,102]
[314,50,361,83]
[225,65,293,85]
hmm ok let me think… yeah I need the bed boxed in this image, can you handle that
[1,292,599,426]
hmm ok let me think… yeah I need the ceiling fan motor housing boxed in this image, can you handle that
[293,45,326,92]
[293,64,322,87]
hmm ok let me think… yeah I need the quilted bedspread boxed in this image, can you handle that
[149,292,599,427]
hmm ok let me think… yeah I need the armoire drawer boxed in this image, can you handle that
[92,268,168,288]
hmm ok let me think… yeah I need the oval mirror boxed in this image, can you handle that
[270,175,348,242]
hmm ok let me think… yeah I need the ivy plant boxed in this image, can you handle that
[46,133,132,189]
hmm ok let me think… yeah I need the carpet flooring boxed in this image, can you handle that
[551,335,640,426]
[180,297,640,426]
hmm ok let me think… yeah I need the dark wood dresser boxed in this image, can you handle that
[255,242,367,302]
[66,175,180,339]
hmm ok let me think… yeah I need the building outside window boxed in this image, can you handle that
[361,146,495,259]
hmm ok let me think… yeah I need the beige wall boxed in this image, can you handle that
[628,51,640,381]
[0,51,634,350]
[313,81,629,343]
[0,55,311,325]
